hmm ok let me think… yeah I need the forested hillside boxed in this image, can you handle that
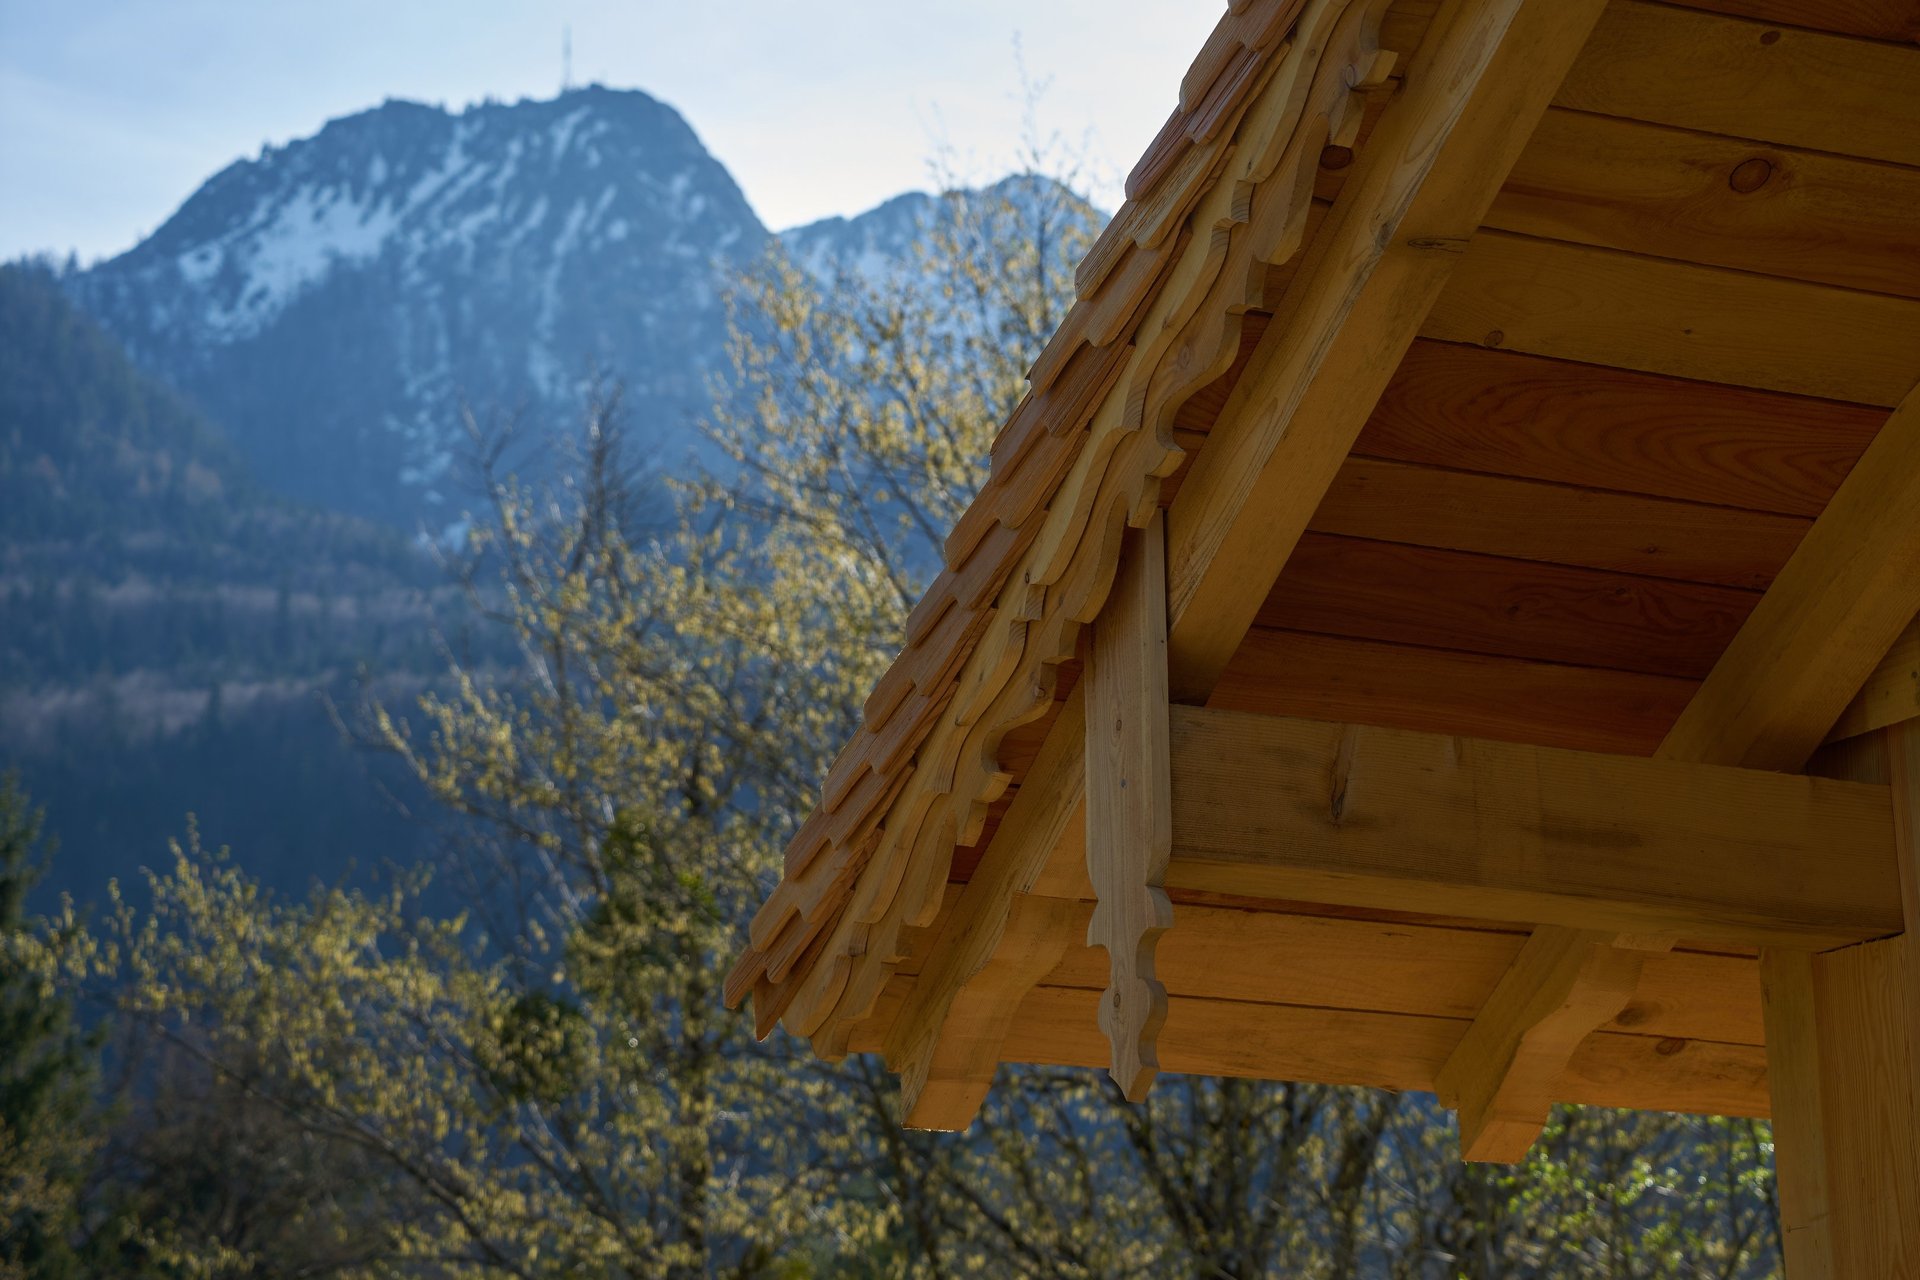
[0,264,447,898]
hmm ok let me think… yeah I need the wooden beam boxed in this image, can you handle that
[1084,515,1174,1101]
[892,894,1079,1130]
[873,891,1766,1049]
[992,985,1771,1120]
[1165,705,1902,949]
[882,687,1088,1130]
[1163,0,1611,702]
[1435,927,1646,1161]
[1826,611,1920,745]
[1764,723,1920,1278]
[1658,380,1920,772]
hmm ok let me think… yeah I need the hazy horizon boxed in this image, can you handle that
[0,0,1216,264]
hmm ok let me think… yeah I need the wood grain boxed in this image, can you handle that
[1039,903,1764,1044]
[1423,231,1920,406]
[1357,341,1886,517]
[1659,382,1920,771]
[1214,628,1692,754]
[1557,1,1920,168]
[1491,108,1920,298]
[1436,927,1646,1161]
[1827,612,1920,743]
[1667,0,1920,43]
[1166,705,1903,949]
[998,985,1770,1119]
[1310,456,1809,588]
[1162,0,1612,704]
[1084,517,1173,1101]
[1258,533,1760,679]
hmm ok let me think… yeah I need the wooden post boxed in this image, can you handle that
[1085,512,1174,1101]
[1765,722,1920,1278]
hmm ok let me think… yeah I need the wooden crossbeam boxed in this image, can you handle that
[1434,927,1646,1162]
[1084,516,1174,1101]
[1164,0,1610,701]
[1166,706,1901,950]
[986,986,1772,1121]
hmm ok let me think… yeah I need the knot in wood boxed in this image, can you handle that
[1728,157,1773,194]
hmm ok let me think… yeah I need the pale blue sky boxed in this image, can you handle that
[0,0,1219,264]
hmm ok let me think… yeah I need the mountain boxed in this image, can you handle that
[15,84,1098,904]
[67,86,769,532]
[0,263,447,900]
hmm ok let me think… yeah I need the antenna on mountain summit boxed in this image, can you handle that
[562,26,573,92]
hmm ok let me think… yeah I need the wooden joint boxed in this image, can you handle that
[895,894,1079,1131]
[1436,927,1646,1163]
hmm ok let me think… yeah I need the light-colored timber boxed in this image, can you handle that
[1556,1,1920,169]
[1827,612,1920,745]
[1660,381,1920,772]
[1435,928,1646,1161]
[1166,705,1900,948]
[1084,516,1174,1100]
[730,0,1920,1262]
[1163,0,1612,701]
[1761,724,1920,1277]
[1423,232,1920,407]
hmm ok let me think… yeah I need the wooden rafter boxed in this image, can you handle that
[1658,380,1920,772]
[1164,0,1611,701]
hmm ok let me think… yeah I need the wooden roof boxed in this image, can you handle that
[725,0,1920,1150]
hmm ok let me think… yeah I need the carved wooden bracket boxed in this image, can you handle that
[1435,926,1647,1162]
[1086,513,1175,1101]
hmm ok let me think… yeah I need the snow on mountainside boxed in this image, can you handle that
[780,174,1101,289]
[70,86,768,529]
[63,86,1098,535]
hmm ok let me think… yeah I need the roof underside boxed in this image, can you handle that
[727,0,1920,1105]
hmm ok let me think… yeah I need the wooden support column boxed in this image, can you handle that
[1435,928,1645,1161]
[1649,379,1920,1274]
[1764,722,1920,1279]
[1085,513,1174,1101]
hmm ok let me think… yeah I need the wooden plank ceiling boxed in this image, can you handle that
[855,0,1920,1116]
[1205,0,1920,758]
